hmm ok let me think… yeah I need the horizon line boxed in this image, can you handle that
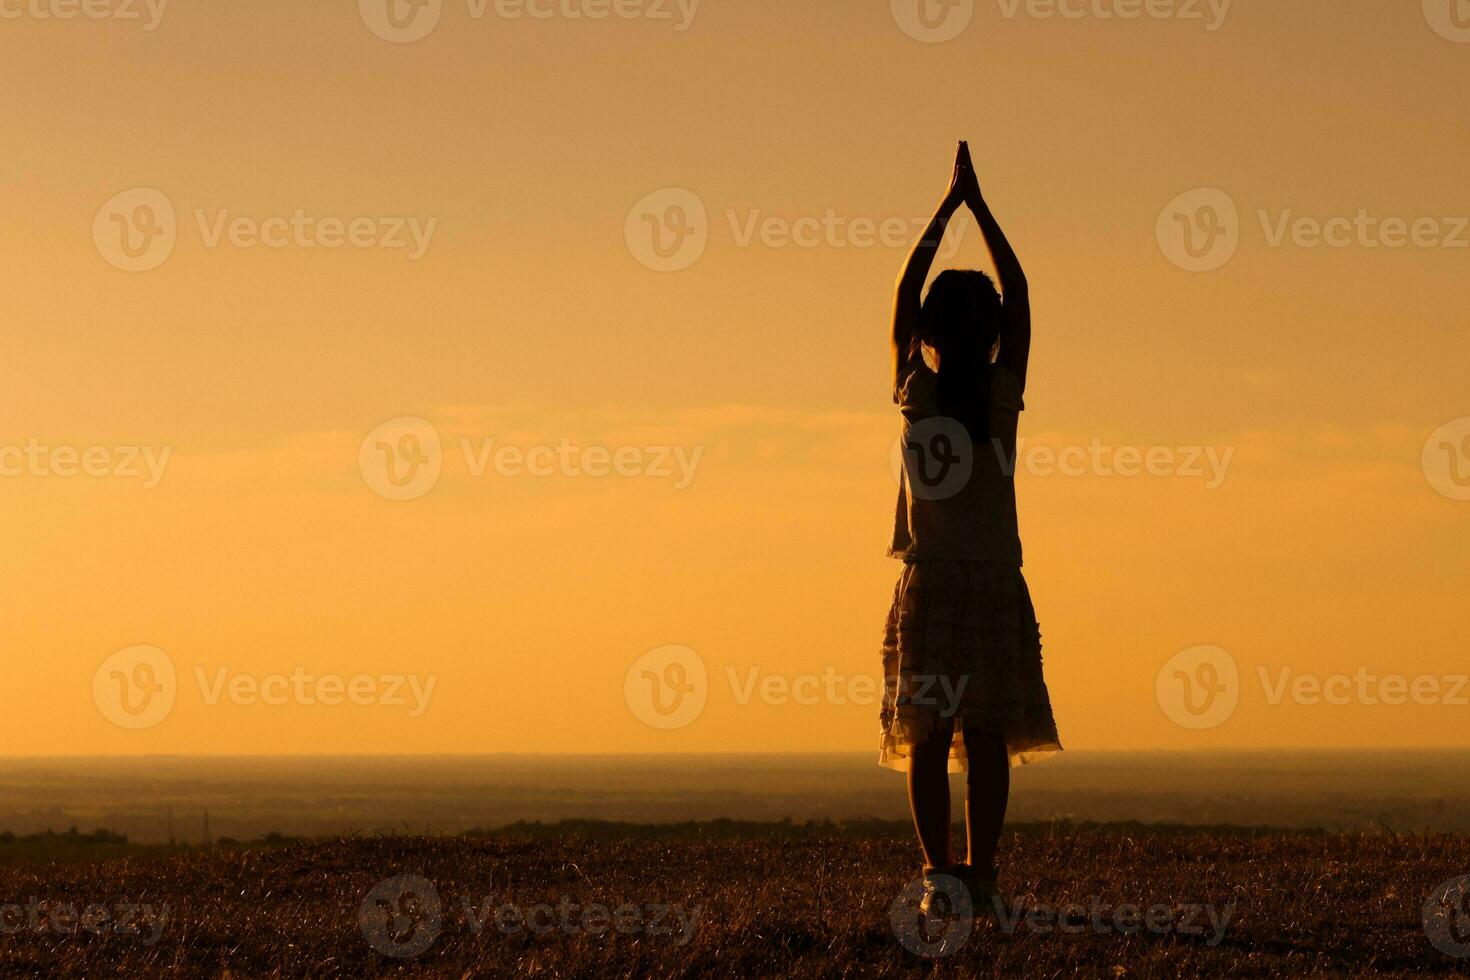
[2,746,1466,762]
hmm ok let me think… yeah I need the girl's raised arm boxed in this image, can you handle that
[963,147,1031,388]
[892,144,975,383]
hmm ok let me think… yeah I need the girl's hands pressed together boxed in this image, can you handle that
[944,141,981,213]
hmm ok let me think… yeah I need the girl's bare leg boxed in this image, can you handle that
[907,729,955,868]
[962,729,1010,873]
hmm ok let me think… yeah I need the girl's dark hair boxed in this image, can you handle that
[915,269,1003,441]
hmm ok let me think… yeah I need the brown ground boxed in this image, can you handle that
[2,824,1469,977]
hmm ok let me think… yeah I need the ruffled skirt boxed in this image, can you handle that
[879,560,1062,772]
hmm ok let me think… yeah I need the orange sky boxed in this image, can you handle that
[2,0,1467,756]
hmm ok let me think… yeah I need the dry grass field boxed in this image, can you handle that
[2,823,1469,977]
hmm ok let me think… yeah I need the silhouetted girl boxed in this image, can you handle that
[882,142,1061,914]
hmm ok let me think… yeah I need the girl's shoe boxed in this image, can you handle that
[918,865,970,916]
[918,864,1004,916]
[958,864,1002,915]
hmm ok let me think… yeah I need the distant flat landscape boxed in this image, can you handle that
[2,751,1466,845]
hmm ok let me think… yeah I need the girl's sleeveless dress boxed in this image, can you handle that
[880,357,1062,772]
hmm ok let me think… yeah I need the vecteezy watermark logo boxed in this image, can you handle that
[0,440,172,487]
[193,667,437,717]
[992,895,1234,943]
[994,0,1231,30]
[1425,875,1470,959]
[97,650,437,724]
[94,188,177,273]
[1156,645,1239,730]
[94,189,437,270]
[0,898,170,945]
[1424,0,1470,43]
[891,0,975,42]
[189,210,436,258]
[624,645,707,729]
[889,875,973,958]
[1,0,170,30]
[361,875,443,959]
[1164,656,1467,723]
[361,423,704,499]
[360,874,698,957]
[360,417,443,501]
[627,191,976,272]
[1157,187,1240,273]
[891,417,975,501]
[625,188,708,273]
[359,0,444,42]
[360,0,700,42]
[1255,668,1469,708]
[1163,191,1469,272]
[891,880,1234,957]
[464,892,698,944]
[1423,417,1470,501]
[461,437,703,488]
[627,658,960,727]
[1256,210,1469,251]
[994,438,1235,489]
[93,645,177,730]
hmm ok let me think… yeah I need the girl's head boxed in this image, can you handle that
[917,269,1002,440]
[917,269,1002,368]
